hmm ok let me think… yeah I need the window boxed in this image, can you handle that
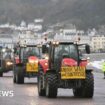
[54,44,78,60]
[22,47,40,59]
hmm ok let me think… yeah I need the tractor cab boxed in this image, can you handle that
[38,41,94,98]
[41,41,90,73]
[13,44,42,84]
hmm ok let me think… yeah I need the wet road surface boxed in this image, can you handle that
[0,71,105,105]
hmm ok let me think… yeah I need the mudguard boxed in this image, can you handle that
[39,59,48,73]
[61,58,77,66]
[80,60,93,72]
[28,56,38,62]
[62,58,88,67]
[15,56,20,64]
[79,60,87,67]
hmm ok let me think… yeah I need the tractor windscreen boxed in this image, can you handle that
[54,44,78,60]
[21,47,40,60]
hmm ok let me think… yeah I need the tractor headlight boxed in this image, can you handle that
[87,57,90,65]
[52,41,59,45]
[52,41,56,45]
[6,61,13,66]
[42,54,49,60]
[45,56,49,60]
[56,41,59,45]
[45,62,48,66]
[29,60,38,64]
[2,48,6,52]
[29,60,35,63]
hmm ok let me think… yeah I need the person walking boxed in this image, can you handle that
[102,60,105,79]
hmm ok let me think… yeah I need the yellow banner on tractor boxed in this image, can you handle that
[61,66,86,79]
[26,63,38,72]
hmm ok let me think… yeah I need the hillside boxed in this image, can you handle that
[0,0,105,29]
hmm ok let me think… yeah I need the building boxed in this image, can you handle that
[54,29,91,45]
[91,36,105,52]
[0,34,13,48]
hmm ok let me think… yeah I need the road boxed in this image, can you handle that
[0,71,105,105]
[0,53,105,105]
[85,53,105,62]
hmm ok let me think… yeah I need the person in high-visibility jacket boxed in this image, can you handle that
[102,61,105,79]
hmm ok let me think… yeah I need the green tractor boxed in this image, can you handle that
[0,47,13,77]
[38,41,94,98]
[13,44,42,84]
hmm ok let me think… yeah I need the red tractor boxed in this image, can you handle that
[13,44,42,84]
[38,41,94,98]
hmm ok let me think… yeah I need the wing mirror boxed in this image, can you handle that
[85,44,90,54]
[42,45,49,53]
[14,47,17,54]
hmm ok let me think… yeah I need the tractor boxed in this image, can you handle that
[38,41,94,98]
[0,47,13,77]
[13,44,42,84]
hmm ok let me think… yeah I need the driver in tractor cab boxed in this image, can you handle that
[26,48,39,58]
[26,48,33,57]
[58,46,69,58]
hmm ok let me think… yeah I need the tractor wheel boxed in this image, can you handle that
[45,73,58,98]
[81,72,94,98]
[13,71,16,83]
[73,88,82,97]
[13,65,16,83]
[73,72,94,98]
[15,67,24,84]
[38,65,45,96]
[0,72,3,77]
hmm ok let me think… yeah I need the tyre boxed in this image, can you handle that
[73,88,82,97]
[13,71,16,83]
[38,65,45,96]
[81,72,94,98]
[13,65,16,83]
[15,66,24,84]
[45,72,58,98]
[0,72,3,77]
[73,72,94,98]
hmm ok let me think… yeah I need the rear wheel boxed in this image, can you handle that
[73,72,94,98]
[81,72,94,98]
[73,88,82,97]
[0,72,3,77]
[46,73,58,98]
[13,71,16,83]
[15,67,24,84]
[13,65,16,83]
[38,65,45,96]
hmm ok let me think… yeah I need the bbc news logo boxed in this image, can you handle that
[0,90,14,97]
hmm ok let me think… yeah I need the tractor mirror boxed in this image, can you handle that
[42,45,49,53]
[14,47,17,54]
[85,45,90,54]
